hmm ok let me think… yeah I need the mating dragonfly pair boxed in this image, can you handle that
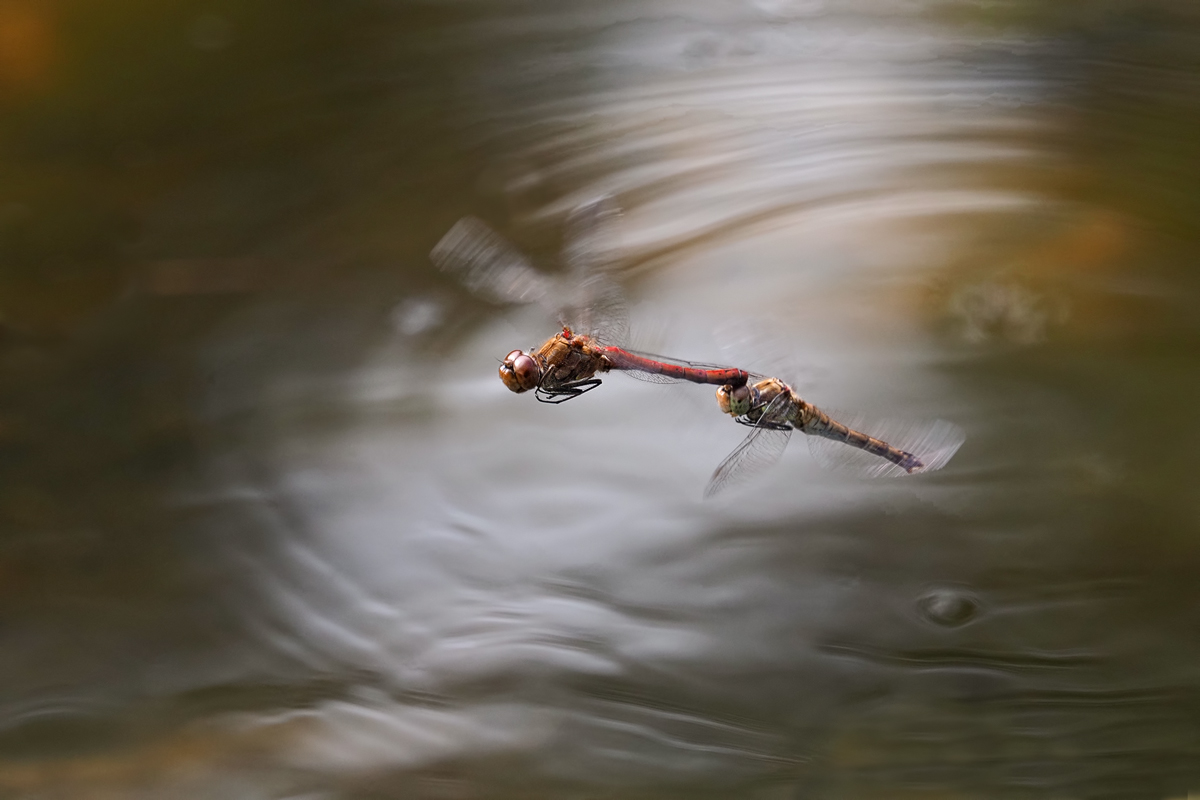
[431,200,964,497]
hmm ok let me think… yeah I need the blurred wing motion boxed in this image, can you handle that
[564,195,620,283]
[807,410,965,479]
[575,274,628,345]
[714,318,816,392]
[430,202,629,344]
[704,393,793,498]
[430,217,553,307]
[563,196,628,346]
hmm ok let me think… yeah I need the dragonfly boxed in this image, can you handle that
[706,376,965,497]
[431,199,750,403]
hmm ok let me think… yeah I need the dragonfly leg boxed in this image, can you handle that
[534,378,603,404]
[735,415,791,432]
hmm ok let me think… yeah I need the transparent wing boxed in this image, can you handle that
[431,217,555,308]
[617,368,676,385]
[575,273,629,346]
[704,393,794,499]
[714,317,823,393]
[562,196,629,346]
[807,410,966,478]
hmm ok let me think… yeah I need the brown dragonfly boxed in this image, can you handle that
[706,376,965,497]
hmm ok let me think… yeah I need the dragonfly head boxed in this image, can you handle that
[500,349,542,393]
[716,383,756,417]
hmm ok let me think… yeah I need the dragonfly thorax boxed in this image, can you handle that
[718,377,798,424]
[500,332,609,395]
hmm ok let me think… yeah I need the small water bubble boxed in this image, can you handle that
[392,297,445,337]
[917,587,980,627]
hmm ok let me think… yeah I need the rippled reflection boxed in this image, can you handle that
[2,0,1199,798]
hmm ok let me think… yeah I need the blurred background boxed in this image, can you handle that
[1,1,1199,797]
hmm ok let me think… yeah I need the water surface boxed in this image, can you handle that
[1,1,1199,797]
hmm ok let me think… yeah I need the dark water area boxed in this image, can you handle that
[2,1,1200,798]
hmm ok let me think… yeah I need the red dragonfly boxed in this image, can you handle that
[431,199,749,403]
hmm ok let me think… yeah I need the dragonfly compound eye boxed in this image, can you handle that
[716,384,754,417]
[500,351,541,393]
